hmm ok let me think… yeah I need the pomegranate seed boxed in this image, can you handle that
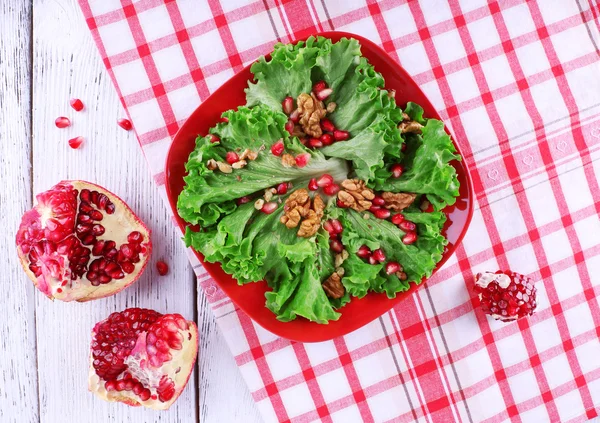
[316,174,334,188]
[369,256,378,265]
[295,153,310,168]
[117,118,132,131]
[330,219,343,234]
[289,109,300,123]
[391,214,405,225]
[333,130,349,141]
[320,133,333,146]
[276,183,288,195]
[399,221,416,232]
[121,262,135,274]
[68,136,84,149]
[356,245,371,259]
[372,248,386,262]
[282,96,294,115]
[323,220,336,237]
[128,231,143,243]
[156,261,168,276]
[323,184,340,196]
[209,134,220,143]
[320,118,335,133]
[372,195,385,206]
[369,205,380,213]
[391,164,404,178]
[316,88,333,101]
[402,232,417,245]
[55,117,70,128]
[337,198,348,208]
[261,202,278,214]
[313,80,327,93]
[225,151,239,164]
[271,140,284,156]
[308,138,323,148]
[401,143,407,152]
[285,120,294,135]
[70,98,84,111]
[373,208,391,219]
[385,261,401,275]
[308,178,318,191]
[221,116,229,123]
[330,239,343,253]
[237,196,251,205]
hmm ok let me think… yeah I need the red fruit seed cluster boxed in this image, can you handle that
[474,271,537,322]
[309,173,339,197]
[323,219,344,253]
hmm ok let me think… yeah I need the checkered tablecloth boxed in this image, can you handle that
[79,0,600,421]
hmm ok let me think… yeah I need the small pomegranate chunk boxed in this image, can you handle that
[282,96,294,115]
[209,134,220,143]
[285,120,294,135]
[68,136,84,149]
[399,220,416,232]
[89,308,198,409]
[70,98,84,111]
[55,116,71,128]
[295,153,310,168]
[316,174,334,188]
[402,232,417,245]
[474,271,537,322]
[320,133,333,146]
[391,164,404,178]
[357,245,371,259]
[373,208,391,219]
[316,88,333,101]
[372,195,385,206]
[289,109,300,123]
[333,130,349,141]
[369,205,380,213]
[336,198,348,208]
[308,138,323,148]
[372,248,386,263]
[271,140,284,156]
[330,219,343,234]
[320,118,336,133]
[225,151,239,164]
[156,261,168,276]
[385,261,401,275]
[313,80,327,93]
[330,239,344,253]
[16,181,152,302]
[276,183,288,195]
[323,184,340,196]
[401,143,407,152]
[237,196,251,205]
[308,178,318,191]
[117,118,132,131]
[261,202,278,214]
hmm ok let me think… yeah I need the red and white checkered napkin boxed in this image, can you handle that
[80,0,600,421]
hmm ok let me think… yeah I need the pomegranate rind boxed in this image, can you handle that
[15,180,152,302]
[88,314,198,410]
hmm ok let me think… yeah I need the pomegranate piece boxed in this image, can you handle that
[156,261,168,276]
[373,208,391,219]
[316,88,333,101]
[276,183,288,195]
[401,143,407,152]
[271,140,284,156]
[308,138,323,148]
[372,195,385,206]
[284,120,294,135]
[70,98,84,111]
[391,213,405,225]
[402,232,417,245]
[333,130,349,141]
[55,116,71,128]
[320,133,333,146]
[385,261,401,275]
[225,151,239,164]
[320,118,335,133]
[237,196,251,205]
[295,153,310,168]
[88,308,198,410]
[16,181,151,302]
[289,109,300,123]
[261,202,278,214]
[357,245,371,259]
[313,80,327,93]
[117,118,132,131]
[209,134,220,143]
[336,198,348,208]
[68,136,84,149]
[282,96,294,115]
[322,184,340,196]
[474,271,537,322]
[391,164,404,178]
[308,178,318,191]
[330,239,344,253]
[372,248,386,263]
[399,220,416,232]
[316,174,334,188]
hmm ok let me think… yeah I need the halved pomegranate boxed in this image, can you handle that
[15,180,151,302]
[88,308,198,410]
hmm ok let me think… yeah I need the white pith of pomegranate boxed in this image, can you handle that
[15,180,151,302]
[88,308,198,410]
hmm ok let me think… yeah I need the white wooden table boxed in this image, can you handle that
[0,1,262,422]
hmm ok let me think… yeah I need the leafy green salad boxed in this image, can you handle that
[178,36,461,324]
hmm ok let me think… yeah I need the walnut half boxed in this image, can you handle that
[381,192,417,211]
[280,189,324,238]
[337,179,375,212]
[297,93,327,137]
[322,272,345,299]
[399,112,423,134]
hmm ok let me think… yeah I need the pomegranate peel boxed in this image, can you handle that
[16,180,151,302]
[88,308,198,410]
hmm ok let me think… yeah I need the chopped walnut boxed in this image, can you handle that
[206,159,218,170]
[281,154,296,168]
[335,250,349,268]
[420,198,431,211]
[399,112,423,134]
[239,149,258,161]
[280,189,323,237]
[254,199,265,210]
[337,179,375,212]
[326,102,337,113]
[231,160,247,169]
[396,271,407,281]
[291,125,306,138]
[382,192,417,211]
[216,162,232,174]
[322,272,345,299]
[297,93,327,137]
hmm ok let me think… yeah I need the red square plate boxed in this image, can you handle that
[165,31,473,342]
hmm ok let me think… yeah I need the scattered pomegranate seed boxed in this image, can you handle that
[55,116,71,128]
[156,261,169,276]
[323,220,336,237]
[401,143,407,152]
[372,248,386,263]
[391,164,404,178]
[402,232,417,245]
[316,88,333,101]
[372,195,385,206]
[209,134,220,143]
[68,136,84,149]
[308,178,318,191]
[320,133,333,146]
[276,183,288,195]
[289,109,300,123]
[369,256,378,265]
[336,198,348,208]
[330,239,344,253]
[385,261,401,275]
[356,245,371,259]
[369,205,380,213]
[320,118,335,133]
[391,214,405,225]
[316,174,334,188]
[282,96,294,115]
[261,202,278,214]
[70,98,84,111]
[313,80,327,93]
[399,221,416,232]
[285,120,294,135]
[225,151,239,164]
[237,196,251,205]
[295,153,310,168]
[333,130,349,141]
[221,116,229,123]
[308,138,323,148]
[373,208,391,219]
[323,184,340,196]
[271,140,284,156]
[117,118,132,131]
[330,219,343,234]
[474,271,537,322]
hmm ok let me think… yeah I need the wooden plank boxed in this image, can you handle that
[0,2,40,423]
[30,1,198,421]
